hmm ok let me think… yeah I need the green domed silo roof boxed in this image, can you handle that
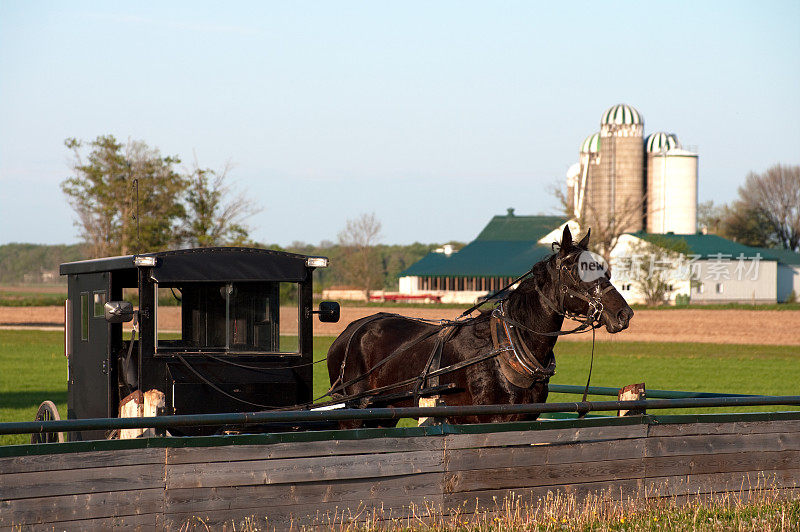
[580,132,601,154]
[601,103,643,125]
[645,132,680,153]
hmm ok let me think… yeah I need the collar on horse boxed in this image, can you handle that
[490,301,555,388]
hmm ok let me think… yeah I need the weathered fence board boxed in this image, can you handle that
[1,415,799,529]
[446,457,646,492]
[12,513,160,532]
[647,419,800,438]
[166,449,444,489]
[167,435,441,464]
[645,431,800,457]
[643,449,800,478]
[0,447,165,475]
[444,424,648,450]
[643,469,800,497]
[162,498,434,530]
[0,487,164,528]
[444,478,643,510]
[164,473,445,514]
[0,463,163,500]
[446,438,647,471]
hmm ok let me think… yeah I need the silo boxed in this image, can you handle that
[566,162,580,217]
[646,132,680,232]
[595,104,644,232]
[646,137,698,234]
[575,132,600,219]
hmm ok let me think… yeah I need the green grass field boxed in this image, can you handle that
[1,329,799,445]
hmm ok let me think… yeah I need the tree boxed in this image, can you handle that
[736,164,800,251]
[61,135,186,257]
[622,236,690,306]
[337,213,383,299]
[697,200,724,234]
[718,200,775,247]
[181,161,260,247]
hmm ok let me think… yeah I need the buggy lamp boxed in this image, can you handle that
[133,255,158,267]
[306,257,329,268]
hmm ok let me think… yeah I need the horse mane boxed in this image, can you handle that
[504,253,556,328]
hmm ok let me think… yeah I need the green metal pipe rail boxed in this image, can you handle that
[2,395,800,436]
[547,384,756,399]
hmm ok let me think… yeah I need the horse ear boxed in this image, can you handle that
[578,229,591,249]
[560,225,573,253]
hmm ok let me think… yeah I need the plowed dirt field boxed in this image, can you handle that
[2,306,799,345]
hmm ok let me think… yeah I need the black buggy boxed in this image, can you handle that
[35,247,339,442]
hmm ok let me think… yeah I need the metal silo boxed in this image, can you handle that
[646,134,698,234]
[594,104,644,232]
[566,162,580,217]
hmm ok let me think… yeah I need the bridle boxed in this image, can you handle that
[488,248,615,391]
[493,249,615,338]
[542,250,616,329]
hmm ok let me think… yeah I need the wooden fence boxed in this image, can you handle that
[1,414,799,530]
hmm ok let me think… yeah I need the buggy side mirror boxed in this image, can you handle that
[315,301,340,323]
[104,301,134,323]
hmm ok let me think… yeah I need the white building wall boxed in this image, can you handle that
[398,276,418,294]
[776,265,800,302]
[610,234,778,305]
[538,220,582,246]
[691,260,777,303]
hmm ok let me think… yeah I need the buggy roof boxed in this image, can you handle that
[59,247,318,282]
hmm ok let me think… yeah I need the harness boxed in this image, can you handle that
[481,250,614,389]
[490,302,556,388]
[329,250,614,399]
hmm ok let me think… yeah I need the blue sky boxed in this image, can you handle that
[1,1,798,246]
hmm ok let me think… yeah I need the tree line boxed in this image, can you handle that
[0,239,454,292]
[697,164,800,251]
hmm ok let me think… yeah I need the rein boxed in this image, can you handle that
[178,248,613,412]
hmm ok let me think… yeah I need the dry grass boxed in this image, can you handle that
[178,484,800,531]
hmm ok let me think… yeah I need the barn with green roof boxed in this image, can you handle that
[398,210,569,303]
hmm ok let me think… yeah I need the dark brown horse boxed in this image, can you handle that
[326,226,633,427]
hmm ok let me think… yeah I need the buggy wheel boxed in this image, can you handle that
[30,401,64,444]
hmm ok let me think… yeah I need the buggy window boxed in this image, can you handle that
[155,282,299,353]
[80,292,89,341]
[93,291,106,317]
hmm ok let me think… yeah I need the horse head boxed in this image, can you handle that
[550,225,633,333]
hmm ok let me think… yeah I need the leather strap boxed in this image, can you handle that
[491,313,556,389]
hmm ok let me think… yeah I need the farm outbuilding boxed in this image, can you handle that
[611,232,782,304]
[755,246,800,302]
[399,213,800,305]
[398,211,565,303]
